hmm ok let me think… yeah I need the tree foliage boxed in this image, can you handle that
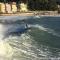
[27,0,58,11]
[0,0,58,11]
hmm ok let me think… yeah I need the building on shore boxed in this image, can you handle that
[12,2,17,13]
[20,3,28,12]
[0,2,28,13]
[6,3,12,13]
[0,3,5,13]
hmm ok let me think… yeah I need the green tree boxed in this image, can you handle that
[48,0,58,10]
[28,0,58,11]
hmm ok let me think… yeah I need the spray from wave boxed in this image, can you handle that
[0,24,13,60]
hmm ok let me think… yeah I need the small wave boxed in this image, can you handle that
[30,24,60,37]
[34,16,40,18]
[30,24,47,31]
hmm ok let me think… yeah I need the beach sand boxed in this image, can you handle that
[0,11,60,16]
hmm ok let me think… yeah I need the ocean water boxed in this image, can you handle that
[0,16,60,60]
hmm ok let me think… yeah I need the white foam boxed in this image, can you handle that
[0,24,14,59]
[0,24,5,39]
[35,15,40,18]
[6,34,40,59]
[30,24,47,31]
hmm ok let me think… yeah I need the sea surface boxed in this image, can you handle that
[0,16,60,60]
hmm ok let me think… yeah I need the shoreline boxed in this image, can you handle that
[0,12,60,17]
[0,13,34,16]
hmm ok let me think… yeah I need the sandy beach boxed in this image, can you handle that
[0,13,34,16]
[0,11,60,16]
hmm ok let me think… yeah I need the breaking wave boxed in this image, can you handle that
[1,33,53,60]
[0,16,60,60]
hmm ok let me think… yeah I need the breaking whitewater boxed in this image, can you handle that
[0,16,60,60]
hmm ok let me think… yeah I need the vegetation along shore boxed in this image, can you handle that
[0,0,60,16]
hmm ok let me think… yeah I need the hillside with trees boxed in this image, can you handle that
[27,0,58,11]
[0,0,58,11]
